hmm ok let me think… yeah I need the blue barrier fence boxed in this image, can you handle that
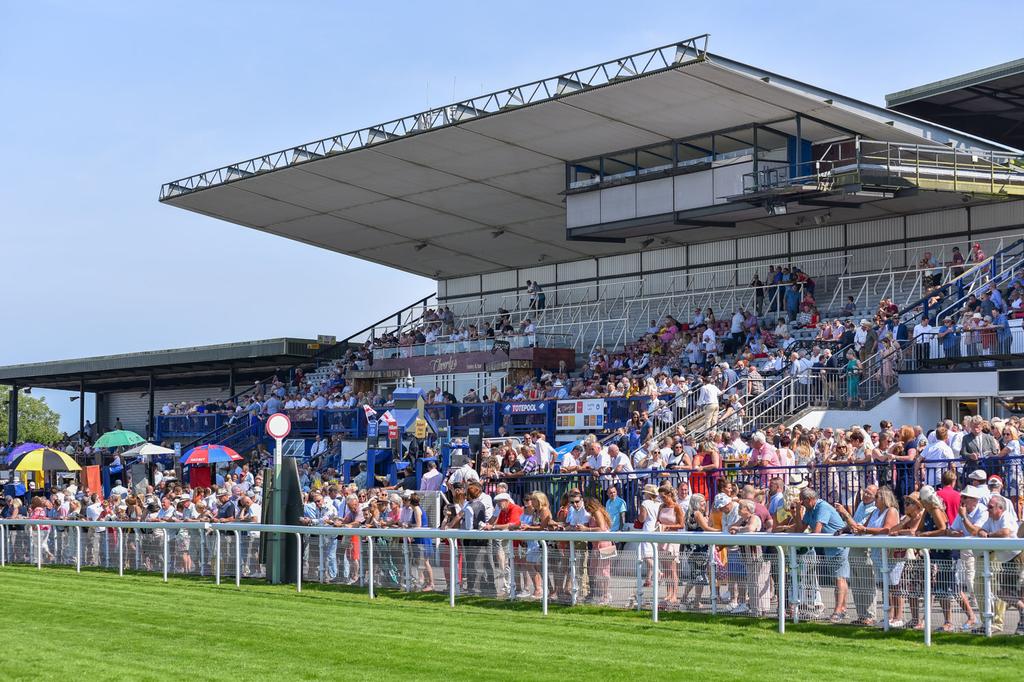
[156,397,656,442]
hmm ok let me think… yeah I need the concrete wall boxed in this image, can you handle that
[793,393,943,430]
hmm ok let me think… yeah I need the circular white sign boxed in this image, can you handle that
[266,412,292,440]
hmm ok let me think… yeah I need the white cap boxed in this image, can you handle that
[493,493,513,503]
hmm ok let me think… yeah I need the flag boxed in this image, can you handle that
[362,404,377,422]
[491,339,511,355]
[379,410,397,426]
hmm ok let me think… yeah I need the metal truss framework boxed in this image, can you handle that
[159,35,710,200]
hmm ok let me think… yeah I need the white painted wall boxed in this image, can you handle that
[794,393,943,430]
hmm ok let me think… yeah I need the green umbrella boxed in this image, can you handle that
[94,429,146,448]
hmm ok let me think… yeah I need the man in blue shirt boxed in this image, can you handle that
[937,317,960,360]
[791,488,849,621]
[605,485,627,533]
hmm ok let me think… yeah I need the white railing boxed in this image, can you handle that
[4,518,1021,644]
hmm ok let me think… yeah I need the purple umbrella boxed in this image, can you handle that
[5,442,45,466]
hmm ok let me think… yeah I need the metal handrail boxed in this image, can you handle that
[5,518,1023,553]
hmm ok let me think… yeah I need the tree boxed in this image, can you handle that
[0,385,62,444]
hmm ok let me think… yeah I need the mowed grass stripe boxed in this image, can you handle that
[0,566,1019,681]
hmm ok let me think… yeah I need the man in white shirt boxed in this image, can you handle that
[110,479,129,498]
[701,325,717,355]
[582,440,611,474]
[913,317,935,365]
[558,444,582,472]
[917,425,954,487]
[532,432,557,472]
[419,461,443,491]
[447,459,481,487]
[697,376,722,432]
[608,444,633,473]
[730,310,744,335]
[949,484,988,609]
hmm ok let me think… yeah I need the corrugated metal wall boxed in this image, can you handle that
[439,199,1024,315]
[790,225,842,253]
[104,387,231,434]
[689,240,735,266]
[972,200,1024,231]
[598,253,640,277]
[847,217,902,246]
[557,258,597,282]
[737,233,787,260]
[643,271,675,296]
[481,270,517,293]
[444,275,480,297]
[641,245,686,271]
[846,245,894,273]
[907,208,967,239]
[518,264,556,287]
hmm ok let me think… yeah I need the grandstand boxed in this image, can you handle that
[5,35,1024,459]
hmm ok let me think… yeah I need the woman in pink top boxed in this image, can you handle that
[29,497,54,562]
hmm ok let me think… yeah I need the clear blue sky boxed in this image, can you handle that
[2,0,1021,431]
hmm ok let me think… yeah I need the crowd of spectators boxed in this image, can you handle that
[7,414,1023,632]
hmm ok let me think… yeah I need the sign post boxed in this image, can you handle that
[266,413,292,475]
[264,413,292,583]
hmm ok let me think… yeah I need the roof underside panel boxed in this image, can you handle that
[164,53,1013,279]
[886,61,1024,152]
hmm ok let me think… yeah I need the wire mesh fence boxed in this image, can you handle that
[2,521,1022,642]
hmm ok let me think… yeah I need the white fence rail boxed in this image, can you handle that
[3,519,1022,646]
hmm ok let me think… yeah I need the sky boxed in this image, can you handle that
[2,0,1022,431]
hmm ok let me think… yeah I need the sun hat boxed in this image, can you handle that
[713,493,733,509]
[493,493,512,503]
[968,469,987,482]
[643,484,660,497]
[961,485,987,499]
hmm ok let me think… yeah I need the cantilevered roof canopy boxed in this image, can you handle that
[0,338,318,393]
[161,37,1014,279]
[887,58,1024,152]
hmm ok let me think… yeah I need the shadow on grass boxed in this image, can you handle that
[15,564,1022,647]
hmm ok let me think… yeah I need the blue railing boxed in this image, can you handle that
[156,396,657,442]
[500,456,1024,521]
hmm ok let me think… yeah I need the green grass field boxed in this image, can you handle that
[1,565,1020,680]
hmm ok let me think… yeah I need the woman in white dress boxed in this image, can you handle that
[635,484,662,588]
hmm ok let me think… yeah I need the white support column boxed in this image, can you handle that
[788,546,800,624]
[881,549,890,632]
[368,536,375,599]
[116,528,122,576]
[295,533,303,593]
[235,530,241,588]
[448,539,457,607]
[922,548,932,647]
[652,544,660,623]
[569,541,577,606]
[214,528,221,585]
[710,544,717,616]
[162,529,169,582]
[775,546,785,634]
[77,527,83,574]
[541,540,549,616]
[982,551,993,638]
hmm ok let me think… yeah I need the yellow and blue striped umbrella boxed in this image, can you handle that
[13,447,82,472]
